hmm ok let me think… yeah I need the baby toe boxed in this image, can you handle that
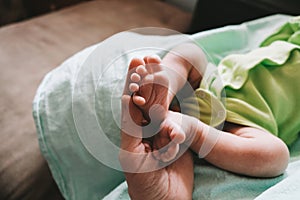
[136,65,148,77]
[133,95,146,106]
[129,83,139,93]
[143,56,150,64]
[166,122,186,144]
[129,58,145,69]
[147,55,161,64]
[152,150,161,160]
[130,73,141,82]
[170,128,186,144]
[160,144,179,162]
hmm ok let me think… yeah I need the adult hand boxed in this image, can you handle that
[119,94,194,200]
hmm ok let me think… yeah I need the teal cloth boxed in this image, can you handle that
[33,14,300,200]
[104,141,300,200]
[104,138,300,200]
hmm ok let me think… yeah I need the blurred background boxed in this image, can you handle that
[1,0,299,31]
[0,0,197,27]
[0,0,299,200]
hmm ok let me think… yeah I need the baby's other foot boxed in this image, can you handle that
[153,117,186,162]
[129,55,170,123]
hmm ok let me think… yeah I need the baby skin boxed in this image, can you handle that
[128,55,187,162]
[121,43,290,200]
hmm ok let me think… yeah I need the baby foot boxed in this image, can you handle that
[126,56,184,162]
[123,57,148,126]
[153,116,186,162]
[129,55,170,123]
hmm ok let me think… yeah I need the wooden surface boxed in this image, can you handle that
[0,0,91,26]
[0,0,191,199]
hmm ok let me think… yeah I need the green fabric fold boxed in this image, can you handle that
[214,20,300,146]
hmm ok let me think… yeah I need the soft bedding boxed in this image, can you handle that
[33,14,300,200]
[104,138,300,200]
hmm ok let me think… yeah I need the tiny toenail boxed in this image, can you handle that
[131,73,140,82]
[129,83,139,92]
[136,65,147,74]
[150,55,161,61]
